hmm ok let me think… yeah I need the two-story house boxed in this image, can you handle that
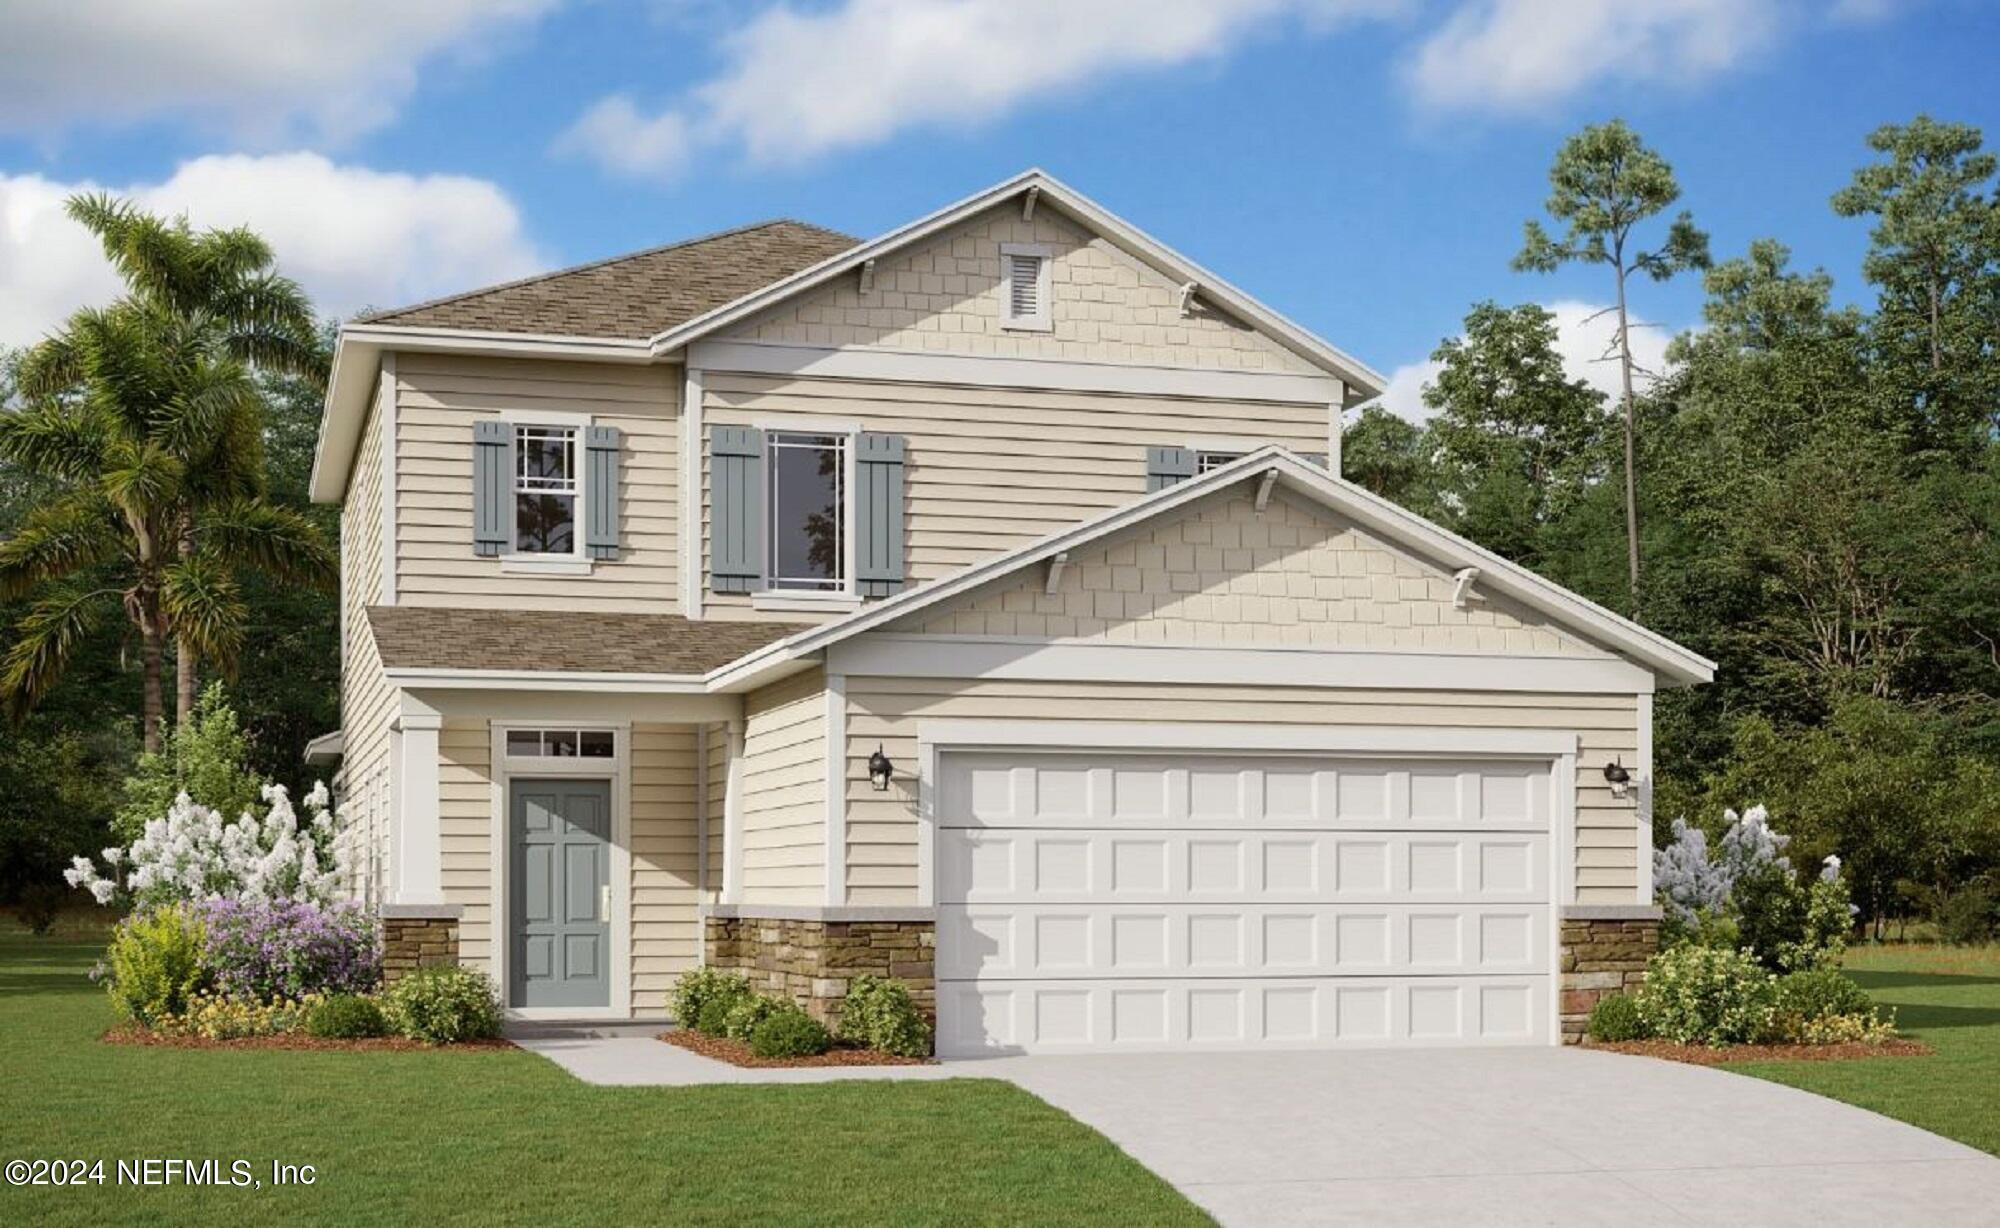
[308,170,1710,1055]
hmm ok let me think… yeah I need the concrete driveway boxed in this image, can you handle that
[965,1047,2000,1227]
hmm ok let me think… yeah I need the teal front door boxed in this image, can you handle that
[511,778,611,1009]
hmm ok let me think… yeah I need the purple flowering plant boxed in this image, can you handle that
[192,898,382,1003]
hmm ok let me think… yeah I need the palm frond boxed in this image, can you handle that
[0,492,122,599]
[101,442,185,515]
[199,498,336,589]
[162,550,246,670]
[156,357,261,458]
[0,580,118,721]
[0,400,113,482]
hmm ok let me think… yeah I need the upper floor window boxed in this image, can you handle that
[514,425,578,554]
[766,431,847,591]
[1196,450,1244,475]
[1000,243,1052,332]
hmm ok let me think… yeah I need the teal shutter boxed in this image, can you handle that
[584,425,622,560]
[473,419,511,557]
[854,432,906,597]
[1146,445,1196,492]
[710,426,764,594]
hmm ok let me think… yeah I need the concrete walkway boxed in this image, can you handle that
[511,1029,2000,1227]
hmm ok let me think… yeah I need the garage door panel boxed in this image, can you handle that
[943,755,1549,831]
[939,903,1547,979]
[938,976,1549,1056]
[939,829,1549,904]
[936,750,1556,1055]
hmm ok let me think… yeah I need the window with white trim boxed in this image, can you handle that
[1000,243,1052,331]
[1196,450,1244,475]
[766,431,847,591]
[504,728,614,758]
[513,425,578,554]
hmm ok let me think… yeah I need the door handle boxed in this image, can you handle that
[600,883,611,920]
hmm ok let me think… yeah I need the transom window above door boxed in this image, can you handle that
[504,728,614,758]
[766,431,847,591]
[514,425,577,554]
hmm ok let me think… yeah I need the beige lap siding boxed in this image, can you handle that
[724,201,1318,373]
[337,391,394,903]
[438,719,495,971]
[699,374,1334,620]
[630,723,701,999]
[391,352,681,613]
[703,721,729,904]
[842,679,1643,907]
[739,668,828,903]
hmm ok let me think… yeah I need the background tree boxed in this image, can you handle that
[0,197,333,749]
[1340,402,1437,514]
[1515,120,1710,604]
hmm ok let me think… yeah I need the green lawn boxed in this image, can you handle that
[1722,944,2000,1157]
[0,929,1208,1227]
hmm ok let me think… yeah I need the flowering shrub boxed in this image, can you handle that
[64,781,347,908]
[1635,944,1777,1046]
[669,966,751,1030]
[722,994,788,1042]
[1776,1010,1897,1046]
[381,966,502,1044]
[1768,968,1892,1044]
[192,898,380,1003]
[836,975,933,1057]
[102,906,210,1026]
[1654,806,1854,970]
[156,991,322,1040]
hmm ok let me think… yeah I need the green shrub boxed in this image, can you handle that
[1774,968,1874,1022]
[103,905,210,1026]
[696,996,736,1037]
[116,683,264,842]
[1586,992,1648,1042]
[748,1007,831,1058]
[1777,1010,1898,1046]
[669,966,751,1030]
[836,974,933,1057]
[1635,944,1777,1046]
[305,993,388,1039]
[1929,883,1998,946]
[16,882,65,935]
[722,994,787,1042]
[380,966,501,1044]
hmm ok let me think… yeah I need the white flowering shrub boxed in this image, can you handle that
[1655,805,1857,971]
[1654,818,1732,925]
[1635,944,1778,1046]
[64,781,348,908]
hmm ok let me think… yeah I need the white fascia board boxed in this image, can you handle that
[309,324,659,503]
[689,339,1341,405]
[916,720,1579,760]
[383,666,710,693]
[716,446,1713,691]
[827,634,1656,695]
[650,169,1385,396]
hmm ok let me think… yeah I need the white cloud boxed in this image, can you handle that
[557,0,1406,180]
[0,153,542,348]
[0,1,559,143]
[1380,299,1675,423]
[1404,0,1785,114]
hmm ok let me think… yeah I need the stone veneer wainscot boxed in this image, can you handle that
[1559,905,1662,1043]
[379,904,463,985]
[702,906,936,1025]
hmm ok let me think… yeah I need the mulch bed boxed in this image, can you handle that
[660,1029,935,1068]
[103,1026,515,1052]
[1589,1038,1933,1066]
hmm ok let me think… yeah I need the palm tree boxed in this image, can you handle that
[0,196,333,750]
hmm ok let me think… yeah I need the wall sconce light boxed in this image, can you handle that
[1603,759,1632,800]
[868,744,894,792]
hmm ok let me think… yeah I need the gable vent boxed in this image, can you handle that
[1007,253,1042,317]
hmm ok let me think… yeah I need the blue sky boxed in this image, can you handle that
[2,1,1996,415]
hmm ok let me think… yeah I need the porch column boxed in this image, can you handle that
[391,711,447,906]
[722,717,745,903]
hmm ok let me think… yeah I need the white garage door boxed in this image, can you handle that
[935,752,1555,1056]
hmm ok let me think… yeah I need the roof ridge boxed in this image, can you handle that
[355,218,860,329]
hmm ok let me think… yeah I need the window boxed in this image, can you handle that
[514,425,577,554]
[505,728,614,758]
[1000,243,1051,331]
[1196,451,1244,475]
[766,431,847,591]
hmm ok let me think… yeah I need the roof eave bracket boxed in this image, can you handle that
[1178,280,1199,317]
[1021,185,1040,221]
[858,258,877,295]
[1045,551,1069,595]
[1452,567,1484,610]
[1254,468,1279,513]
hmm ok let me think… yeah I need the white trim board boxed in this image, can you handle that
[828,634,1655,695]
[680,366,705,619]
[823,673,848,907]
[688,339,1341,405]
[377,353,398,606]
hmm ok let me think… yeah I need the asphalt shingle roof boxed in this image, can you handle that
[367,607,801,675]
[358,220,859,338]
